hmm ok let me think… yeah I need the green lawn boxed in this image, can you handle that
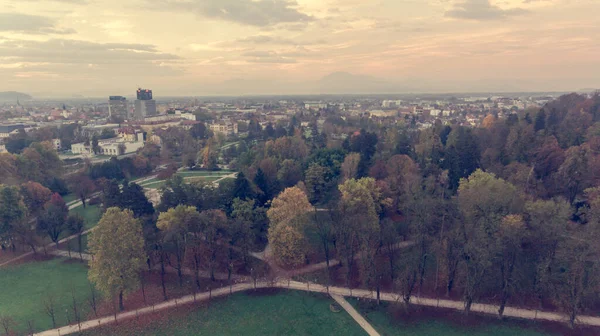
[142,180,167,189]
[348,299,556,336]
[69,204,103,230]
[83,290,366,336]
[0,258,93,333]
[67,233,89,253]
[176,170,232,177]
[141,175,229,189]
[62,193,78,204]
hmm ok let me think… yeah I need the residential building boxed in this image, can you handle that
[0,124,25,139]
[108,96,128,120]
[51,138,61,151]
[209,121,238,136]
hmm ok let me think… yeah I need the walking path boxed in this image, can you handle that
[48,249,247,281]
[33,279,600,336]
[251,240,415,279]
[331,294,381,336]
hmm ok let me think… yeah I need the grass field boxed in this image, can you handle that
[348,298,555,336]
[140,174,232,189]
[69,204,103,230]
[62,193,78,204]
[0,258,93,333]
[82,290,366,336]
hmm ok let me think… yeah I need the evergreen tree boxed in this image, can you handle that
[534,110,546,132]
[232,172,254,201]
[121,183,154,218]
[253,168,269,205]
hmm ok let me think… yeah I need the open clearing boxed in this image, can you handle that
[81,289,366,336]
[348,298,556,336]
[0,258,92,333]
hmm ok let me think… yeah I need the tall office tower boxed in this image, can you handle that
[108,96,128,120]
[133,88,157,120]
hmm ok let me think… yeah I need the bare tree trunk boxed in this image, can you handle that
[193,251,201,290]
[78,233,83,260]
[160,249,168,301]
[119,291,124,311]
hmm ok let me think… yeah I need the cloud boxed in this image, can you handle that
[234,35,325,46]
[0,13,76,34]
[0,39,179,64]
[242,50,297,63]
[16,0,87,3]
[151,0,313,27]
[445,0,528,21]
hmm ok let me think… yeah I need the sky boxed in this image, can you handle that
[0,0,598,97]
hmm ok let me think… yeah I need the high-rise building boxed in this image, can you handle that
[134,88,157,120]
[108,96,128,120]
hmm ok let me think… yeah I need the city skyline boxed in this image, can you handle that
[0,0,599,97]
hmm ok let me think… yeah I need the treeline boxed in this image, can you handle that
[207,93,600,326]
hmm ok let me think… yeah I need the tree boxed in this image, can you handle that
[67,214,85,259]
[277,159,302,189]
[267,187,312,265]
[496,214,526,318]
[457,170,521,314]
[534,110,546,132]
[232,172,254,201]
[190,122,210,140]
[336,178,387,289]
[88,208,146,311]
[120,182,154,218]
[101,179,121,210]
[341,153,361,182]
[269,224,307,265]
[198,142,218,170]
[69,174,95,208]
[524,198,570,309]
[199,209,229,280]
[558,144,594,204]
[0,185,26,247]
[38,193,69,248]
[20,181,52,216]
[267,187,312,228]
[230,198,257,266]
[304,163,333,205]
[157,205,200,287]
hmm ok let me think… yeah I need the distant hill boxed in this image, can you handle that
[0,91,32,102]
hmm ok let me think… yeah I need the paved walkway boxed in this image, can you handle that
[331,294,381,336]
[32,279,600,336]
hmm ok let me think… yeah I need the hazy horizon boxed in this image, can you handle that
[0,0,599,97]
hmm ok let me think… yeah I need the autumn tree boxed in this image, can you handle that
[20,181,52,216]
[0,185,27,249]
[336,178,387,290]
[457,170,522,314]
[67,214,86,259]
[157,205,199,286]
[88,208,146,311]
[496,214,526,318]
[68,174,95,208]
[200,209,229,280]
[38,193,69,248]
[267,187,312,265]
[341,153,361,182]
